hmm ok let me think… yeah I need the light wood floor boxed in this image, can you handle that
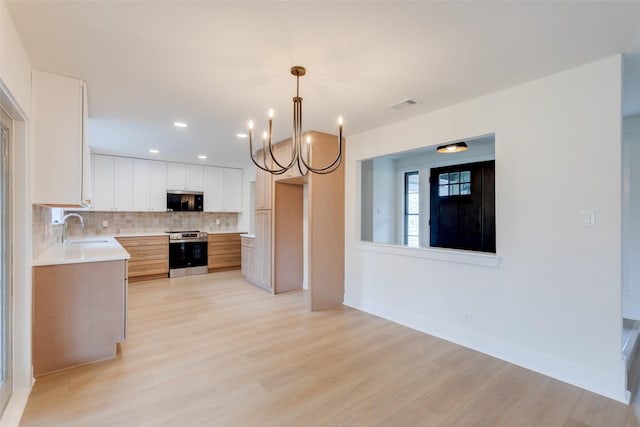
[20,271,640,426]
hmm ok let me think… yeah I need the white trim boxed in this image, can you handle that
[343,296,629,403]
[351,240,500,268]
[0,388,29,427]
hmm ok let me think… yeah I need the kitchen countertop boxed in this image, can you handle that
[106,230,246,238]
[33,237,131,267]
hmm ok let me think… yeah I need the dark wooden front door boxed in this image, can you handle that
[430,160,495,253]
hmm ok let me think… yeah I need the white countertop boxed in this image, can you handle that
[84,230,246,238]
[33,237,131,267]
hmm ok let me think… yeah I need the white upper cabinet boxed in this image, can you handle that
[204,166,223,212]
[167,163,204,191]
[92,154,133,211]
[203,166,242,212]
[222,168,242,212]
[133,159,167,211]
[32,70,90,206]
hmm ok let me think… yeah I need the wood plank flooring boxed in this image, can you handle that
[20,271,640,426]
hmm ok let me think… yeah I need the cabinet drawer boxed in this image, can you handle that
[124,245,168,261]
[209,244,241,254]
[208,254,241,268]
[241,236,255,249]
[116,236,168,247]
[207,233,241,243]
[128,259,169,276]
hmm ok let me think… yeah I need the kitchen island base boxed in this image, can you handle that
[33,260,127,377]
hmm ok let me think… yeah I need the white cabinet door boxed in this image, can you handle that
[167,163,204,191]
[113,157,133,210]
[204,166,223,212]
[133,159,150,211]
[148,161,167,211]
[33,70,89,205]
[92,154,133,211]
[133,159,166,211]
[186,165,204,191]
[166,163,186,191]
[92,154,115,211]
[221,168,242,212]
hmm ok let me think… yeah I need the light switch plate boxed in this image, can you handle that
[579,210,595,227]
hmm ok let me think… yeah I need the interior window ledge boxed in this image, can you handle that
[352,241,500,268]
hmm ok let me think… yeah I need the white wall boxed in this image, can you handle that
[623,115,640,319]
[345,56,626,402]
[0,0,34,424]
[371,157,396,244]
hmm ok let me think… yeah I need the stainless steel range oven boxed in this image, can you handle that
[167,231,208,278]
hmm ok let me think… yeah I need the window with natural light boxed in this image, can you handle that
[404,171,419,247]
[360,135,495,253]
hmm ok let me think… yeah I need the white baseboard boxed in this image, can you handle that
[0,388,31,427]
[344,295,629,403]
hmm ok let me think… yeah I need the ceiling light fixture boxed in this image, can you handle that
[198,155,207,160]
[236,133,248,139]
[436,142,468,153]
[247,66,343,176]
[149,149,159,154]
[174,122,187,128]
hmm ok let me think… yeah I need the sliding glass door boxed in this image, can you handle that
[0,110,12,412]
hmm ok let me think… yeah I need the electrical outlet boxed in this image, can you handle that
[102,220,108,228]
[215,218,221,225]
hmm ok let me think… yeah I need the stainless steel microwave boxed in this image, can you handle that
[166,191,204,212]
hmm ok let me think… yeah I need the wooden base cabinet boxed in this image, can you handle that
[254,210,272,290]
[241,235,256,283]
[208,233,242,272]
[33,260,127,376]
[116,235,169,282]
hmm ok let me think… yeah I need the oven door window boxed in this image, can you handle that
[169,242,208,269]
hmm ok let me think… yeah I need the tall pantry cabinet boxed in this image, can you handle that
[253,167,272,290]
[246,132,345,311]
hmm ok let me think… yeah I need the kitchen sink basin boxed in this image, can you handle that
[67,239,110,245]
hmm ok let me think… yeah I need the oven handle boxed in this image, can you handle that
[169,239,208,244]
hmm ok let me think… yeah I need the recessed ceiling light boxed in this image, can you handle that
[174,122,187,128]
[236,133,248,139]
[149,149,159,154]
[198,155,207,160]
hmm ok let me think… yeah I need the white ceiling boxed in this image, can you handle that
[7,1,640,168]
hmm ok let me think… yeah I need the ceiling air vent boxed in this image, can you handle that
[389,97,423,111]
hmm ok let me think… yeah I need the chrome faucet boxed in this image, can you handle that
[61,213,85,243]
